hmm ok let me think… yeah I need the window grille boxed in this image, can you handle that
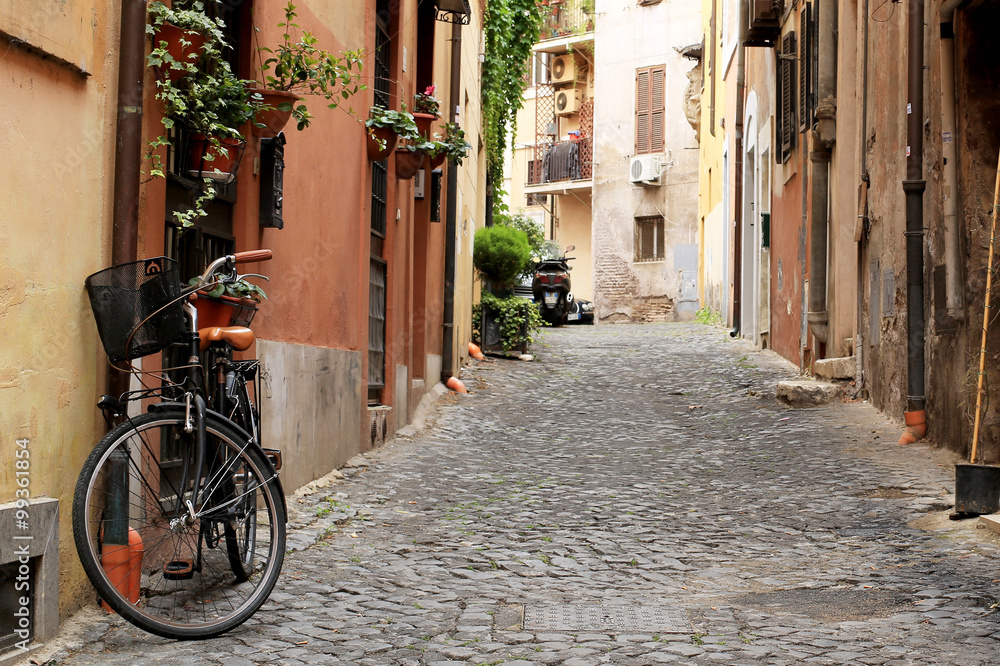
[635,215,665,262]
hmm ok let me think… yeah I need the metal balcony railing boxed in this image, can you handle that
[527,137,593,186]
[539,0,594,40]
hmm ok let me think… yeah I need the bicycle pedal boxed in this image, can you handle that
[163,559,194,580]
[262,448,282,470]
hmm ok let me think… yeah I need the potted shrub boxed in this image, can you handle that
[365,106,419,160]
[411,85,441,136]
[254,1,365,136]
[472,224,542,353]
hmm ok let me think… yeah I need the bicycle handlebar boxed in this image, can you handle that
[196,249,274,287]
[234,249,273,263]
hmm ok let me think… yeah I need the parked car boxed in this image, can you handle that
[566,296,594,324]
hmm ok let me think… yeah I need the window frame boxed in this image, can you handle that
[635,65,666,155]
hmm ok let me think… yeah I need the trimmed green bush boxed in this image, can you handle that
[473,224,532,290]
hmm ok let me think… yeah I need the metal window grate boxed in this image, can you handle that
[368,258,387,390]
[635,215,665,262]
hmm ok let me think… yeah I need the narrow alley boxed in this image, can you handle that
[41,324,1000,665]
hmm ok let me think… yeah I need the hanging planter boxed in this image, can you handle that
[413,112,437,138]
[253,88,302,137]
[152,22,208,83]
[367,127,398,160]
[429,151,447,169]
[188,134,246,183]
[395,149,426,179]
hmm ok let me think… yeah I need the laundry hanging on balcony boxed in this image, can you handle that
[542,141,581,182]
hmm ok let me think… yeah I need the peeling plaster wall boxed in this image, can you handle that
[592,0,701,323]
[0,0,117,617]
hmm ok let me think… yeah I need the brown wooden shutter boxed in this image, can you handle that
[799,5,810,132]
[780,31,796,162]
[636,68,650,153]
[650,66,665,152]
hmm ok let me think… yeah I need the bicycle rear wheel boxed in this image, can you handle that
[72,410,285,639]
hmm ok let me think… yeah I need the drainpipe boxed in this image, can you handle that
[730,0,747,338]
[441,20,462,382]
[940,0,965,319]
[898,0,928,444]
[108,0,147,402]
[807,0,837,349]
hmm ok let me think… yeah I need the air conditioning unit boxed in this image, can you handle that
[629,155,662,184]
[550,55,577,85]
[555,89,581,116]
[751,0,781,22]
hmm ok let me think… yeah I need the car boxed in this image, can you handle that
[565,297,594,324]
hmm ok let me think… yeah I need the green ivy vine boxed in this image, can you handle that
[482,0,544,187]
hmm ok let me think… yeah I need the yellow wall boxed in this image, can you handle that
[697,0,728,316]
[0,2,118,615]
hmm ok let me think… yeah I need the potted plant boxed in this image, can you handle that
[472,224,542,353]
[255,2,366,135]
[146,2,262,228]
[146,1,224,84]
[412,85,441,136]
[395,136,434,179]
[190,277,267,328]
[427,122,472,169]
[365,106,419,160]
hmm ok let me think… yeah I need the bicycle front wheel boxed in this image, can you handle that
[72,410,286,639]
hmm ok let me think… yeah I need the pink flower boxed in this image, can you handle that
[424,85,436,96]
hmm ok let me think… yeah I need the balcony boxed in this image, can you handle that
[536,0,594,53]
[525,137,593,196]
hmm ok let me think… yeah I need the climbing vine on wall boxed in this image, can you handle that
[482,0,543,191]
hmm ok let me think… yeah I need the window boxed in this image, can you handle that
[775,31,796,163]
[635,66,665,154]
[527,193,548,206]
[635,215,665,262]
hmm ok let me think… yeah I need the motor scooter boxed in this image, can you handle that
[532,244,575,326]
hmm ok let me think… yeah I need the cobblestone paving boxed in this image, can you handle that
[42,323,1000,665]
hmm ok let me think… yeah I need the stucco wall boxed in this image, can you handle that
[592,0,701,323]
[0,1,117,617]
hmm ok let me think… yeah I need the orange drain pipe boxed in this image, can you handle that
[101,527,143,611]
[897,410,927,446]
[446,376,467,393]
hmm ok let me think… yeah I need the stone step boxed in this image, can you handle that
[776,379,841,407]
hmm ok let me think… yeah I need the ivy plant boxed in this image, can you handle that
[481,0,544,193]
[472,292,545,353]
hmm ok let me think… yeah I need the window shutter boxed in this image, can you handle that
[780,31,796,162]
[650,66,665,152]
[636,69,650,153]
[799,5,810,132]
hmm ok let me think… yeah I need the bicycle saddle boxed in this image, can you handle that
[199,326,255,351]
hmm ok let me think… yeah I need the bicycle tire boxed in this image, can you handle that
[222,371,258,582]
[72,410,286,639]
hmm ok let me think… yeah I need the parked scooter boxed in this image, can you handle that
[532,244,575,326]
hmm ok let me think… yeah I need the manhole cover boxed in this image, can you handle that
[523,604,690,632]
[853,486,914,499]
[736,588,910,621]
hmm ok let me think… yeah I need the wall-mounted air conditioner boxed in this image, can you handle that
[629,155,662,185]
[550,55,577,85]
[555,89,581,116]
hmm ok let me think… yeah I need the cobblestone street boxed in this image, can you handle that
[40,323,1000,665]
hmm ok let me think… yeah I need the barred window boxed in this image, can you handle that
[635,215,665,262]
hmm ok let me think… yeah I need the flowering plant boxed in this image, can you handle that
[413,85,441,117]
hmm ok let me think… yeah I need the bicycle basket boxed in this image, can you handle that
[85,257,188,362]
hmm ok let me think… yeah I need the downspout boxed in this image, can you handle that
[940,0,965,319]
[441,19,462,382]
[108,0,147,401]
[898,0,928,444]
[730,0,747,338]
[808,0,837,349]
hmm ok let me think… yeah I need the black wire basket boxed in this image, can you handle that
[85,257,189,362]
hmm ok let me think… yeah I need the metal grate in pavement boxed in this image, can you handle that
[523,604,690,633]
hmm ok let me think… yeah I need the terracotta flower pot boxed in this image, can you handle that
[367,127,398,161]
[153,23,208,83]
[253,89,301,137]
[413,112,437,138]
[188,134,244,182]
[395,149,425,179]
[193,293,258,328]
[429,151,446,170]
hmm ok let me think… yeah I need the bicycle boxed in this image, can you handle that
[74,250,286,639]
